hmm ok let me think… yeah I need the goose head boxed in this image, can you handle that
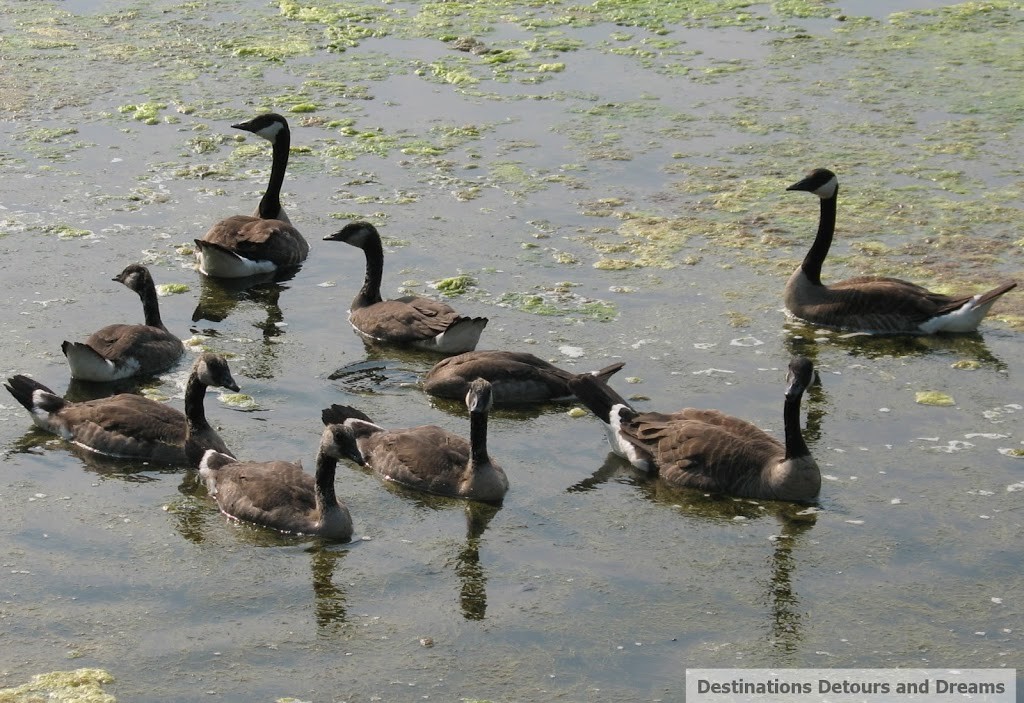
[787,168,838,199]
[194,353,240,392]
[231,113,289,144]
[321,423,366,466]
[466,378,494,414]
[785,356,816,400]
[323,221,379,249]
[113,263,153,293]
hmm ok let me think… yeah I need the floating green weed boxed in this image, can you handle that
[0,668,116,703]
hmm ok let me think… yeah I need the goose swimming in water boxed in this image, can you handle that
[198,422,360,540]
[322,378,508,503]
[323,221,488,354]
[423,350,624,404]
[5,352,239,467]
[569,357,821,503]
[62,264,185,382]
[785,168,1016,334]
[195,113,309,278]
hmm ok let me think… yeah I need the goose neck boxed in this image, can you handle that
[184,373,210,432]
[469,409,490,468]
[139,278,166,330]
[354,237,385,308]
[783,391,810,461]
[257,130,290,221]
[801,191,837,286]
[314,450,339,511]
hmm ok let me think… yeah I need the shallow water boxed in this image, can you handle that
[1,0,1022,701]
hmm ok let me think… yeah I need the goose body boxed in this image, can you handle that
[198,423,360,540]
[424,350,625,404]
[323,221,488,353]
[5,353,239,467]
[569,357,820,503]
[322,378,508,503]
[196,113,309,278]
[62,264,185,382]
[785,168,1016,334]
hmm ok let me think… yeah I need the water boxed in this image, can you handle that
[0,0,1021,700]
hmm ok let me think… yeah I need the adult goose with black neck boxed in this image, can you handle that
[569,357,821,503]
[324,221,488,353]
[195,113,309,278]
[198,422,360,540]
[322,378,508,503]
[5,353,239,467]
[785,168,1016,334]
[62,264,185,382]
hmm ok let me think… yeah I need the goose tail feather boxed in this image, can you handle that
[4,375,64,414]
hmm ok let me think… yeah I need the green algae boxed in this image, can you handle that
[915,391,956,407]
[0,669,115,703]
[434,275,477,296]
[157,283,190,295]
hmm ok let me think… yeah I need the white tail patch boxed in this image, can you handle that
[196,244,277,278]
[919,294,997,334]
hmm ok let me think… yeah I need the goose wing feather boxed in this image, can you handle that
[351,297,461,342]
[621,410,784,494]
[82,324,184,363]
[201,216,308,266]
[205,460,318,531]
[361,425,470,495]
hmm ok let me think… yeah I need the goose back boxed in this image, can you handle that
[423,350,625,404]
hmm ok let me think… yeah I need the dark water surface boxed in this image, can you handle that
[0,0,1021,700]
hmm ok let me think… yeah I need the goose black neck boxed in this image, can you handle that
[257,129,290,221]
[314,451,339,509]
[469,409,490,468]
[800,190,837,286]
[139,278,166,330]
[783,391,810,461]
[355,235,385,308]
[184,374,210,432]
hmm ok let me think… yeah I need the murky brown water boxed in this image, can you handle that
[1,0,1021,700]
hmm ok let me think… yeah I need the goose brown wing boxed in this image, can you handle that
[211,461,316,519]
[202,216,308,267]
[352,297,461,342]
[83,324,183,361]
[826,276,955,320]
[63,394,186,456]
[363,425,470,495]
[620,410,784,494]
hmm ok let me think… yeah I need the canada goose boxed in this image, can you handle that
[322,378,508,503]
[61,264,185,382]
[323,221,488,353]
[569,357,820,503]
[785,168,1017,334]
[195,113,309,278]
[423,350,625,404]
[198,422,360,540]
[4,353,239,467]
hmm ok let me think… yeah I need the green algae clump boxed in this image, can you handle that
[915,391,955,407]
[0,668,116,703]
